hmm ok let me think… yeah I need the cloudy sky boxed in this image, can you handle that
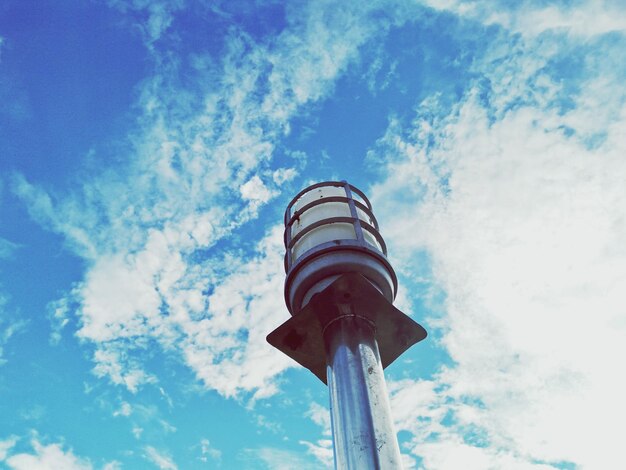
[1,0,625,468]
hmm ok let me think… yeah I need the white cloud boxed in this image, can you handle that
[254,414,284,435]
[306,402,331,437]
[113,401,132,417]
[144,446,177,470]
[1,436,120,470]
[369,21,626,467]
[298,440,333,469]
[0,237,19,259]
[102,462,122,470]
[47,296,72,345]
[299,402,333,467]
[13,0,414,399]
[92,345,158,393]
[240,175,277,210]
[106,0,184,46]
[199,438,221,463]
[0,193,23,369]
[4,440,92,470]
[272,168,297,185]
[180,225,294,399]
[419,0,626,37]
[118,403,175,441]
[0,436,18,461]
[0,295,27,367]
[252,447,320,470]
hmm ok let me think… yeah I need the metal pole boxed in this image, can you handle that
[324,315,403,469]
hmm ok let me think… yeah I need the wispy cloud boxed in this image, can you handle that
[0,238,19,260]
[199,438,221,464]
[246,447,321,470]
[179,224,292,399]
[3,438,93,470]
[299,402,333,467]
[105,0,185,48]
[92,345,158,393]
[112,401,132,417]
[102,462,122,470]
[420,0,626,37]
[0,294,27,367]
[144,445,177,470]
[13,1,410,398]
[0,179,21,260]
[369,15,626,468]
[0,436,18,461]
[111,401,176,442]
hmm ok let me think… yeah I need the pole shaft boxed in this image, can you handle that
[324,316,403,470]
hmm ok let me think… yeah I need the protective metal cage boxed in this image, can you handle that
[283,181,397,314]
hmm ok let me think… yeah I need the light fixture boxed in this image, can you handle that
[268,180,426,469]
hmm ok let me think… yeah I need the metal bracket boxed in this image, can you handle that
[267,272,427,384]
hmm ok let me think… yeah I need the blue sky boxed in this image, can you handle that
[1,1,625,468]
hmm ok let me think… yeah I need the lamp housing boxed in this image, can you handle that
[284,181,397,314]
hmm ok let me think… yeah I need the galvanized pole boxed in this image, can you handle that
[324,316,403,469]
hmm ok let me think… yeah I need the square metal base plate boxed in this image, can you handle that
[267,273,427,383]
